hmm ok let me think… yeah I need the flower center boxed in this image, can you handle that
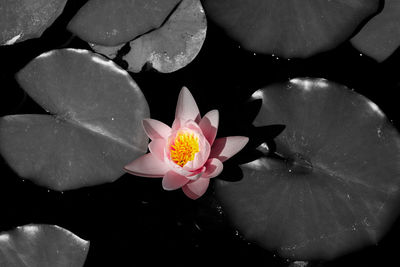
[170,131,200,167]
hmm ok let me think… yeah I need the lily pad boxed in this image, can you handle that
[351,0,400,62]
[67,0,181,46]
[215,78,400,260]
[122,0,207,73]
[0,0,67,45]
[0,224,89,267]
[0,49,149,191]
[202,0,380,58]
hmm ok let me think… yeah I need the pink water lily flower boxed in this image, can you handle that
[124,87,249,199]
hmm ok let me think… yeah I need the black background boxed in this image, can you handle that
[1,0,399,266]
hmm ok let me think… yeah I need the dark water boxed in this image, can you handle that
[1,1,399,266]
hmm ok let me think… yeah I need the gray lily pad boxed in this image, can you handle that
[0,49,149,191]
[122,0,207,73]
[351,0,400,62]
[0,0,67,45]
[215,78,400,260]
[202,0,380,58]
[67,0,181,46]
[0,224,89,267]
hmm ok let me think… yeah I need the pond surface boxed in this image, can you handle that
[1,0,399,266]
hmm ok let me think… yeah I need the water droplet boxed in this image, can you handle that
[363,217,371,226]
[216,205,223,215]
[194,223,202,231]
[377,128,383,138]
[291,261,308,267]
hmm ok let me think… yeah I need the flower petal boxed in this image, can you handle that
[182,178,210,199]
[142,119,171,140]
[171,118,183,131]
[187,166,205,180]
[183,119,203,133]
[183,134,211,171]
[199,110,219,145]
[193,140,211,169]
[162,170,190,190]
[124,153,168,178]
[202,158,223,179]
[148,138,166,162]
[209,136,249,162]
[175,87,201,123]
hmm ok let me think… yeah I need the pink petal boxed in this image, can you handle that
[162,170,190,190]
[209,136,249,162]
[182,178,210,199]
[199,110,219,145]
[184,120,203,133]
[171,118,183,131]
[142,119,171,140]
[193,141,210,169]
[202,158,223,179]
[124,153,168,178]
[148,138,166,162]
[171,119,202,136]
[187,166,205,180]
[175,87,201,123]
[183,135,211,171]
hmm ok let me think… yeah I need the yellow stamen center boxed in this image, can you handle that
[170,131,200,167]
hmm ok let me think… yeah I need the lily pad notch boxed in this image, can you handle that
[0,48,150,191]
[215,78,400,260]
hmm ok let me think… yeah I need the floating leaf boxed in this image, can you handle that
[215,78,400,260]
[0,0,67,45]
[67,0,181,46]
[0,49,149,191]
[122,0,206,73]
[202,0,380,58]
[0,224,89,267]
[351,0,400,62]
